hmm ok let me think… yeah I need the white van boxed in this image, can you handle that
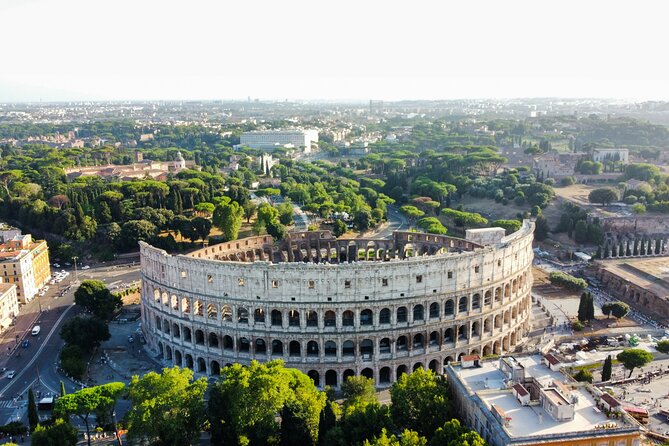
[31,326,41,336]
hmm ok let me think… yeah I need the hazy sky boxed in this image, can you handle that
[0,0,667,102]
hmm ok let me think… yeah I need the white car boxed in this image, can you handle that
[6,371,15,379]
[81,265,91,270]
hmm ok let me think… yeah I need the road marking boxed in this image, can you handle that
[0,304,76,397]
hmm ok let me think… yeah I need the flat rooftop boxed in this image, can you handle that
[599,257,669,298]
[453,356,616,439]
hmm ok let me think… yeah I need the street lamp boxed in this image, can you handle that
[72,256,79,284]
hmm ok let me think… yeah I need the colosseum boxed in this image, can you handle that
[140,220,534,388]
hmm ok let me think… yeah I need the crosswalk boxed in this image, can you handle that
[0,399,20,409]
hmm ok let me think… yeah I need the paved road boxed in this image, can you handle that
[0,263,141,425]
[369,205,407,239]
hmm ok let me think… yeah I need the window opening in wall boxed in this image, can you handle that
[308,280,315,289]
[238,278,244,286]
[327,297,332,302]
[207,275,213,283]
[345,280,351,288]
[181,270,187,278]
[272,280,279,288]
[474,266,480,273]
[382,278,388,286]
[497,259,502,267]
[416,275,423,283]
[364,296,369,300]
[448,271,453,279]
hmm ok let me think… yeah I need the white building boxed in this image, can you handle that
[0,283,18,332]
[240,129,319,153]
[593,148,629,164]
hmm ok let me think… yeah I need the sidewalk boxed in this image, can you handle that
[0,298,43,370]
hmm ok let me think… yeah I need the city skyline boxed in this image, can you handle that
[1,0,668,102]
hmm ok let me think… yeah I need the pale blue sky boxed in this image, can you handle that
[0,0,667,101]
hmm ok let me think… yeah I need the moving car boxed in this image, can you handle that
[21,340,29,348]
[6,371,15,379]
[31,325,41,336]
[81,265,91,270]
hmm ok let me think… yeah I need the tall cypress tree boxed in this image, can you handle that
[28,387,39,432]
[586,292,595,322]
[577,292,587,322]
[602,355,612,382]
[60,381,67,397]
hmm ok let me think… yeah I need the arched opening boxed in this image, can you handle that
[165,346,172,361]
[484,318,491,333]
[171,295,178,310]
[379,308,391,324]
[181,297,191,314]
[288,310,300,327]
[194,300,203,316]
[185,354,194,369]
[444,356,453,366]
[210,361,221,376]
[397,306,408,323]
[493,341,501,355]
[444,300,454,316]
[472,321,480,337]
[208,332,219,348]
[458,353,466,361]
[503,336,510,351]
[429,359,439,373]
[504,283,510,298]
[360,339,373,358]
[429,302,439,318]
[380,367,391,384]
[271,309,282,326]
[484,290,492,306]
[172,324,180,339]
[503,311,510,324]
[413,304,424,321]
[397,336,408,351]
[413,362,423,372]
[324,310,336,327]
[183,327,192,342]
[207,304,218,319]
[197,357,206,373]
[472,294,481,310]
[342,310,354,326]
[272,340,284,355]
[429,331,439,346]
[360,309,373,326]
[396,365,408,378]
[483,344,492,357]
[361,368,374,380]
[495,287,502,302]
[254,308,265,323]
[379,338,391,354]
[494,314,501,329]
[325,370,338,387]
[308,370,320,387]
[458,296,468,313]
[343,369,355,382]
[306,311,318,327]
[223,335,233,350]
[289,340,301,357]
[307,340,319,357]
[163,320,170,334]
[255,338,267,354]
[153,289,160,302]
[174,350,182,366]
[413,333,424,348]
[221,305,232,322]
[343,340,355,356]
[195,330,204,345]
[458,325,467,340]
[238,307,248,324]
[239,337,250,353]
[444,328,453,342]
[325,341,337,356]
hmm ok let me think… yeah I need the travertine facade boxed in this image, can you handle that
[140,221,534,387]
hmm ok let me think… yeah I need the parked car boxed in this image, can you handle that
[22,340,30,348]
[6,371,15,379]
[81,265,91,270]
[31,325,41,336]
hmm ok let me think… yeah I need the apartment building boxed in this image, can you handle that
[0,234,51,303]
[239,129,319,153]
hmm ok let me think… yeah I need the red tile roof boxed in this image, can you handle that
[513,383,529,397]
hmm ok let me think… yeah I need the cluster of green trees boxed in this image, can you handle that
[548,271,588,291]
[577,292,595,323]
[588,188,619,205]
[554,203,604,245]
[33,362,485,446]
[208,361,484,446]
[60,280,121,379]
[601,301,630,319]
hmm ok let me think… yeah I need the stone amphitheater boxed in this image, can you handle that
[140,220,534,387]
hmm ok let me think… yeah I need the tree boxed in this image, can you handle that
[120,219,157,249]
[602,355,613,381]
[31,419,78,446]
[213,201,244,242]
[28,388,38,432]
[243,201,257,223]
[127,367,208,446]
[400,205,425,228]
[429,419,485,446]
[191,216,212,242]
[534,214,549,241]
[588,188,618,205]
[492,219,521,235]
[440,208,487,227]
[363,428,427,446]
[354,209,373,231]
[332,219,347,237]
[656,340,669,354]
[73,280,122,320]
[342,375,377,411]
[602,301,630,319]
[55,382,125,446]
[574,369,593,383]
[577,292,595,322]
[390,368,451,439]
[617,349,653,378]
[60,381,67,397]
[60,316,111,352]
[209,360,325,446]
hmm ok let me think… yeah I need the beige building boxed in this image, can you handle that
[0,234,51,303]
[140,221,534,386]
[0,283,18,332]
[446,356,641,446]
[64,152,195,181]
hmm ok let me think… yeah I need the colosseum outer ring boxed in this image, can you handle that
[140,220,534,388]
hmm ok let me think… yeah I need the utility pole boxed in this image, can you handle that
[72,256,79,284]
